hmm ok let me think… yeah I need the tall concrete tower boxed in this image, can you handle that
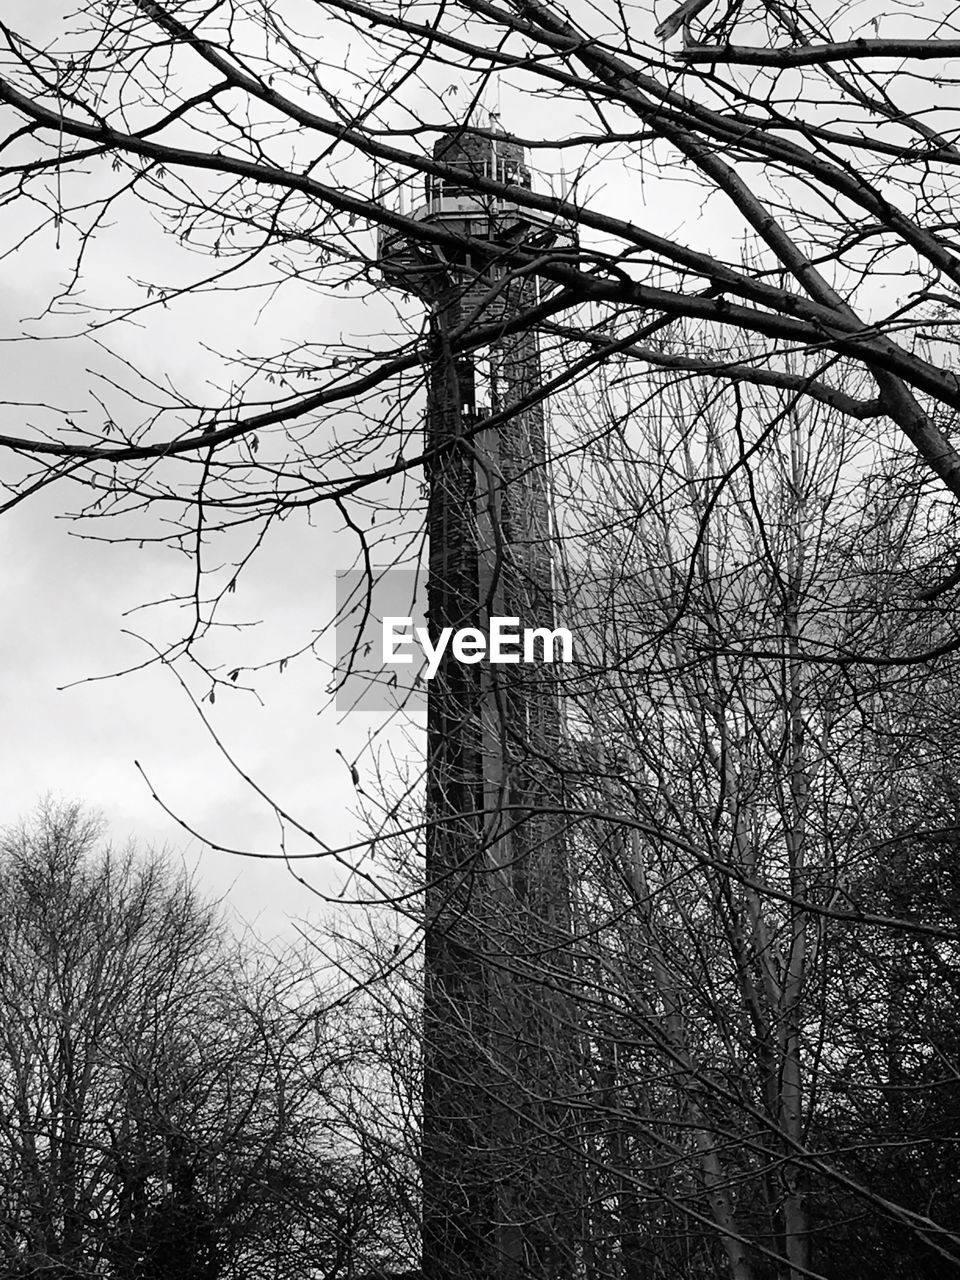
[380,124,577,1280]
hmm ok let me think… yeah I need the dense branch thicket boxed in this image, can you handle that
[3,2,960,545]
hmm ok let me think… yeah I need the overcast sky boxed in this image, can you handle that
[0,0,917,945]
[0,217,400,946]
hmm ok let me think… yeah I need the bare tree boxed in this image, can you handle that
[4,4,960,1277]
[542,346,960,1277]
[0,799,400,1279]
[2,2,960,604]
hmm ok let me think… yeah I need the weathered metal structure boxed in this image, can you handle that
[379,125,577,1279]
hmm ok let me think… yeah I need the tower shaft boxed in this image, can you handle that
[381,127,577,1280]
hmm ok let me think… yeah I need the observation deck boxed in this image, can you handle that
[377,129,576,295]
